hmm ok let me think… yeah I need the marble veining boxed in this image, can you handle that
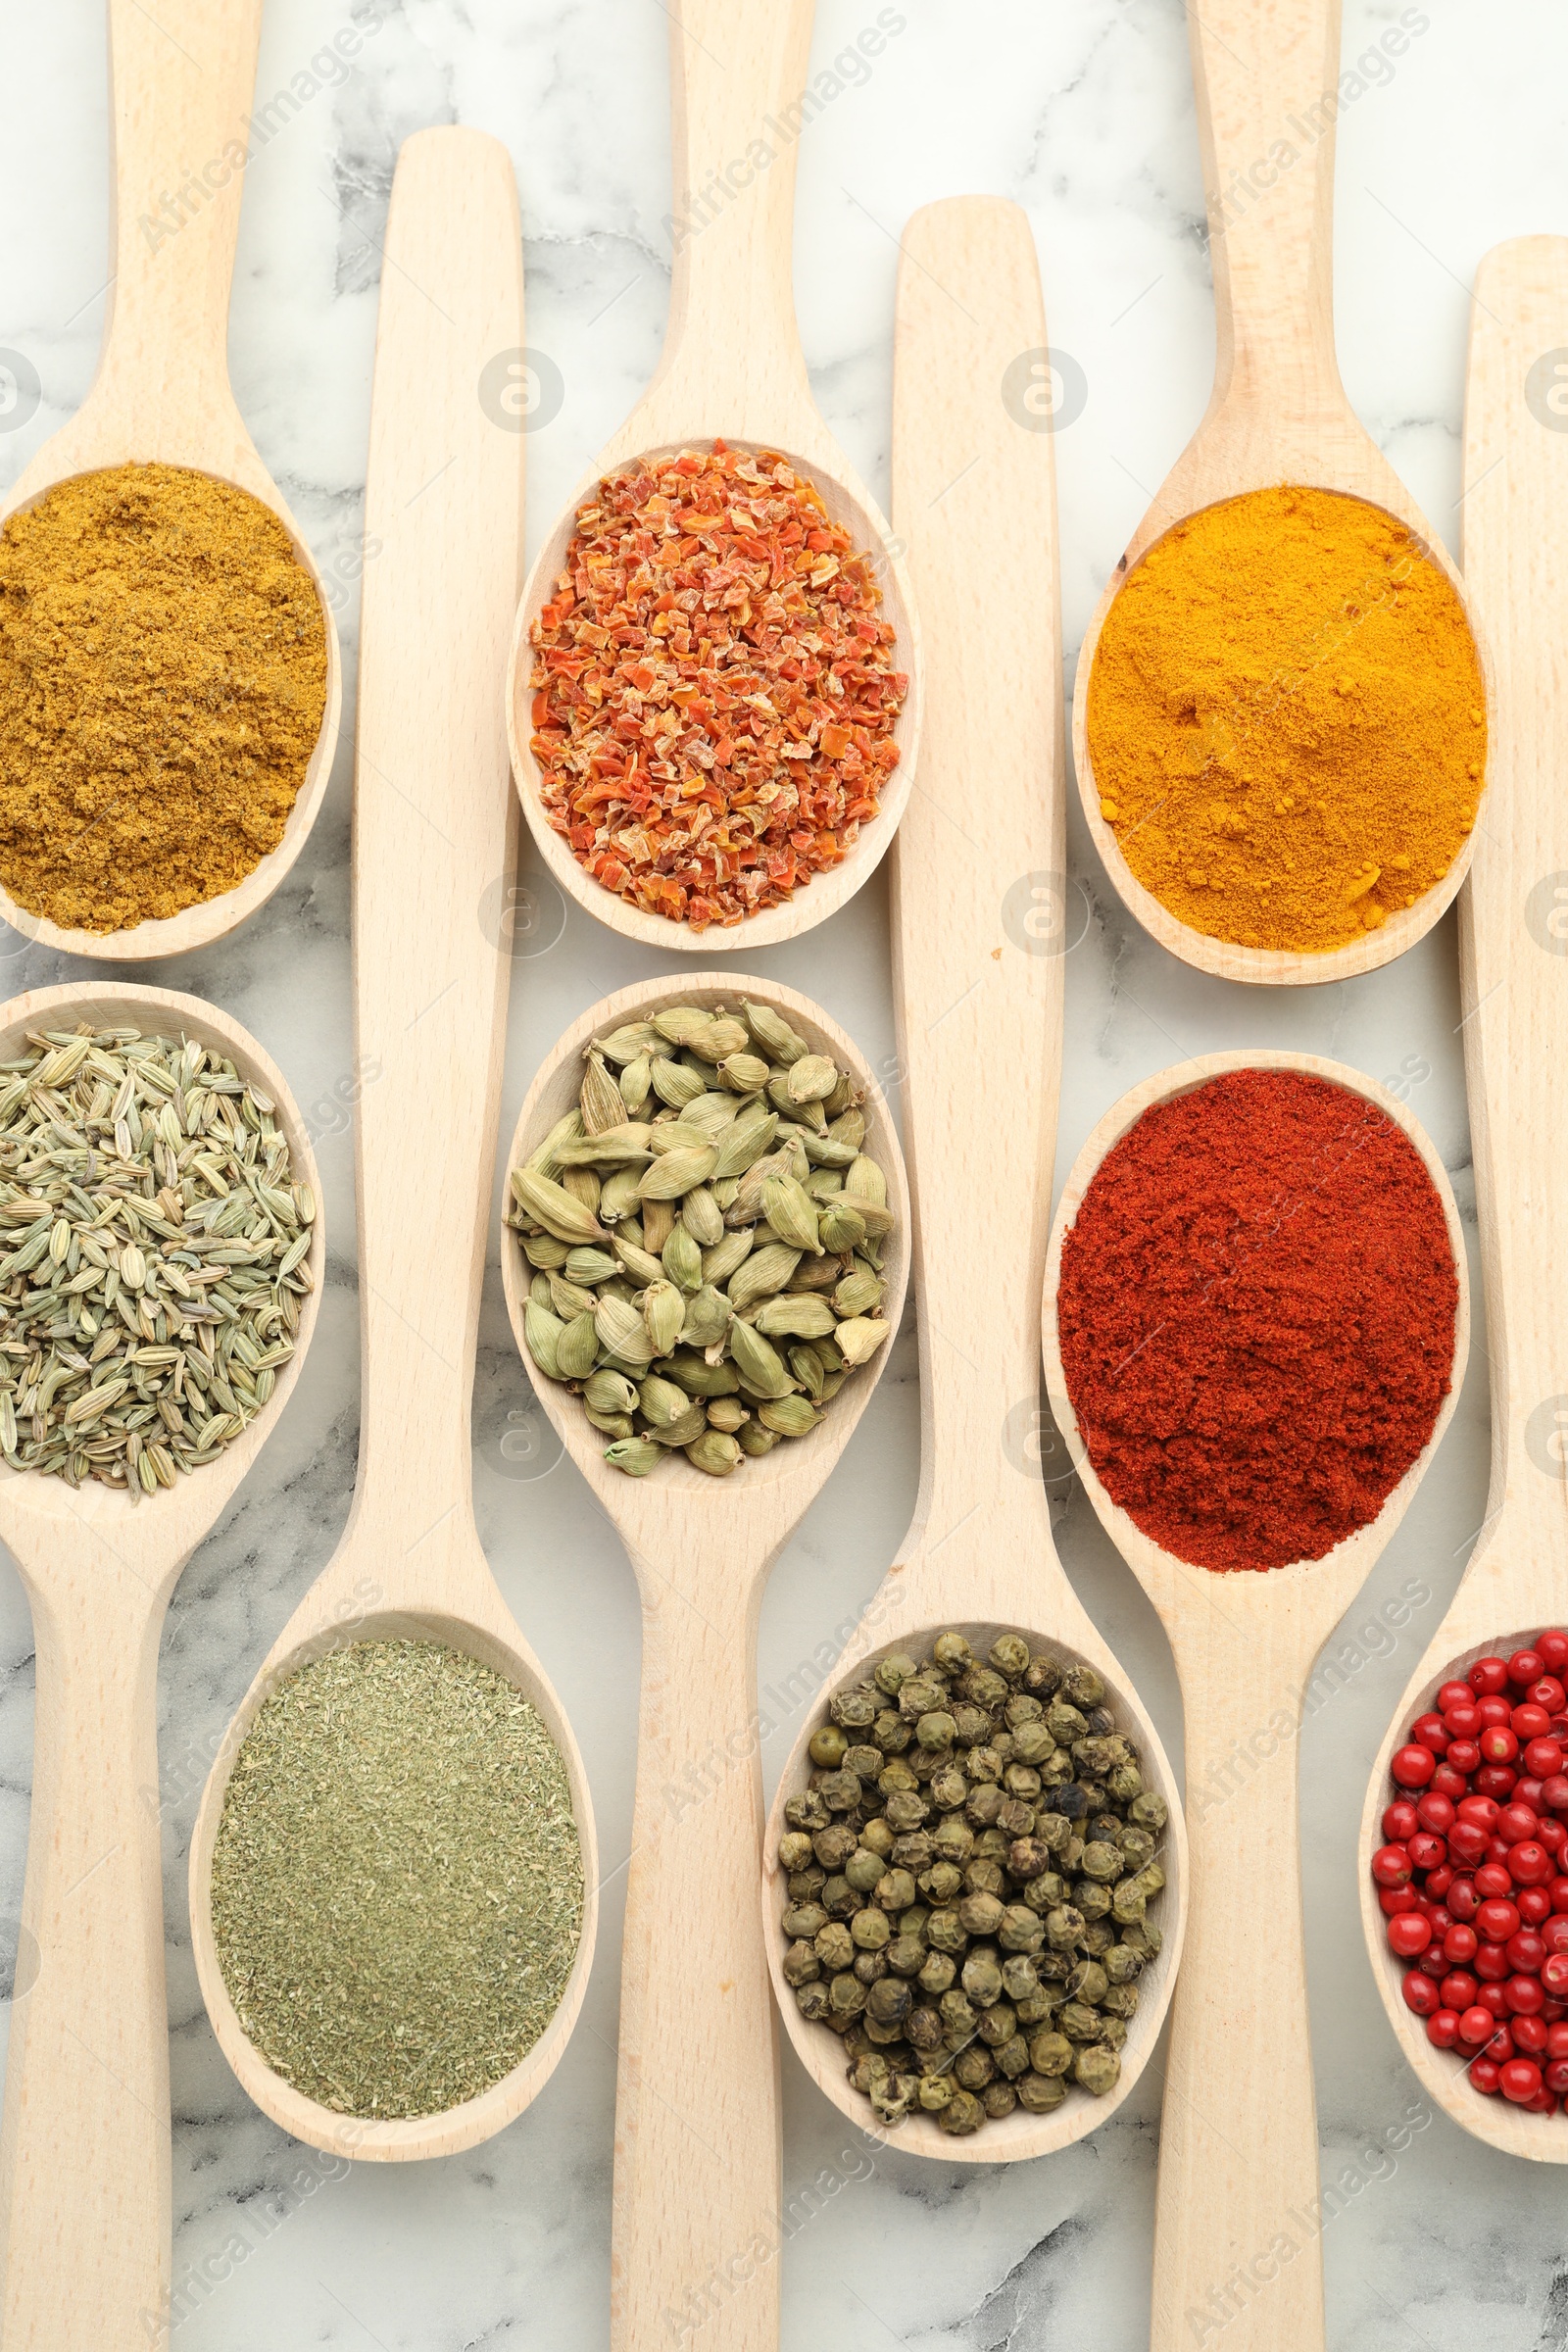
[0,0,1563,2343]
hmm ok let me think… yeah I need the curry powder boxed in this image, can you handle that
[0,461,327,932]
[1085,485,1487,954]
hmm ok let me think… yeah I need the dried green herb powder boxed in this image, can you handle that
[210,1639,583,2118]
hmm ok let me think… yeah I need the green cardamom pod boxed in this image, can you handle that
[584,1408,636,1439]
[642,1280,686,1357]
[595,1022,660,1064]
[818,1203,868,1254]
[644,1120,709,1154]
[680,1186,724,1248]
[794,1128,858,1167]
[786,1053,838,1104]
[638,1144,717,1200]
[705,1396,750,1433]
[651,1055,710,1108]
[834,1269,884,1318]
[556,1310,600,1381]
[711,1108,779,1184]
[727,1317,793,1399]
[742,999,808,1065]
[594,1295,653,1367]
[523,1300,564,1380]
[605,1437,662,1476]
[597,1170,642,1223]
[664,1350,742,1397]
[640,1197,675,1252]
[759,1393,822,1438]
[762,1174,823,1255]
[682,1094,741,1145]
[565,1245,619,1285]
[556,1123,653,1167]
[827,1108,865,1150]
[651,1402,709,1447]
[520,1232,570,1270]
[579,1053,627,1136]
[726,1243,801,1312]
[681,1285,732,1348]
[548,1273,598,1320]
[662,1224,704,1293]
[789,1346,825,1400]
[845,1155,888,1207]
[754,1293,838,1339]
[524,1108,584,1178]
[638,1374,692,1428]
[834,1316,891,1369]
[702,1229,753,1287]
[561,1166,602,1217]
[511,1166,607,1246]
[719,1052,770,1096]
[651,1004,716,1049]
[688,1016,748,1063]
[619,1054,653,1113]
[805,1167,845,1201]
[686,1429,742,1476]
[529,1272,554,1312]
[737,1419,780,1456]
[584,1369,639,1416]
[612,1235,665,1288]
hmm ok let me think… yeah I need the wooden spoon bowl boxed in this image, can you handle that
[763,1614,1185,2164]
[503,970,907,2349]
[1044,1048,1467,2351]
[0,0,340,963]
[504,0,922,954]
[1070,0,1492,986]
[1355,237,1568,2162]
[0,978,323,2347]
[188,127,596,2166]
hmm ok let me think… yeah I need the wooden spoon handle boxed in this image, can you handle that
[1188,0,1345,406]
[1152,1619,1323,2352]
[1450,235,1568,1618]
[0,1583,170,2347]
[95,0,263,421]
[655,0,815,416]
[886,199,1066,1604]
[613,1574,779,2352]
[351,127,523,1557]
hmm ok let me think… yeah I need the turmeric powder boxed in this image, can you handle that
[0,462,328,933]
[1085,485,1487,954]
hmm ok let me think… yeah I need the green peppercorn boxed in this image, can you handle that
[1104,1941,1145,1985]
[885,1935,926,1979]
[961,1949,1004,2008]
[916,1710,956,1752]
[1110,1878,1146,1926]
[844,1848,884,1894]
[918,1950,956,1995]
[925,1907,967,1955]
[982,2081,1017,2120]
[785,1788,829,1832]
[953,2044,995,2090]
[795,1981,831,2024]
[854,1948,888,1986]
[958,1891,1004,1938]
[866,1976,911,2028]
[1082,1920,1116,1958]
[1099,2013,1129,2052]
[808,1724,848,1769]
[812,1823,858,1871]
[976,1999,1018,2048]
[891,1830,933,1871]
[787,1867,825,1901]
[1123,1918,1162,1959]
[875,1869,917,1913]
[828,1971,866,2019]
[782,1939,820,1987]
[1075,2043,1120,2096]
[1014,1986,1055,2027]
[859,1817,896,1860]
[990,1633,1030,1678]
[918,2072,955,2112]
[994,2034,1031,2081]
[1028,2029,1073,2078]
[1066,1959,1108,2006]
[1045,1904,1085,1952]
[906,2003,943,2051]
[1102,1982,1141,2021]
[884,1791,929,1833]
[933,1632,973,1673]
[930,1766,968,1811]
[1130,1789,1168,1833]
[998,1904,1045,1954]
[931,1816,974,1865]
[939,1989,976,2040]
[814,1921,855,1973]
[820,1875,856,1920]
[874,1652,916,1696]
[781,1900,827,1940]
[1017,2070,1067,2114]
[938,2088,985,2135]
[1076,1882,1113,1921]
[1058,2000,1101,2043]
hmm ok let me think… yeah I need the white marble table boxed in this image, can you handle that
[0,0,1562,2342]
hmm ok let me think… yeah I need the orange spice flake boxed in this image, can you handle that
[528,441,906,929]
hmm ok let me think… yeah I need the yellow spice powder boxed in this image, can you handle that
[0,461,328,932]
[1084,484,1487,954]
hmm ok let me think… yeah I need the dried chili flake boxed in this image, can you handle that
[528,442,907,928]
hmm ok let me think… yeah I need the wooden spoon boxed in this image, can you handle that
[0,0,341,963]
[504,0,922,954]
[0,979,324,2350]
[1043,1049,1468,2350]
[188,126,597,2162]
[502,974,908,2351]
[762,199,1188,2163]
[1356,236,1568,2158]
[1070,0,1492,986]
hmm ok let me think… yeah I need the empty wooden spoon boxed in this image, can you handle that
[503,973,908,2351]
[504,0,922,954]
[188,126,597,2161]
[763,198,1188,2164]
[0,979,323,2350]
[1071,0,1491,985]
[1356,235,1568,2158]
[1044,1050,1467,2351]
[0,0,341,961]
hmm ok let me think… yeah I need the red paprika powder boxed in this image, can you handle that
[1055,1067,1457,1572]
